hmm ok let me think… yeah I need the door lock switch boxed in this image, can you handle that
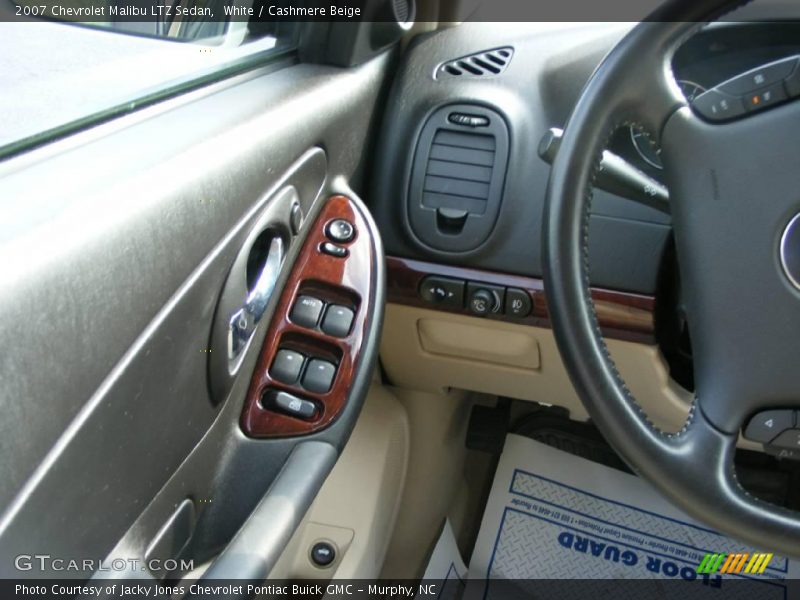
[268,391,317,419]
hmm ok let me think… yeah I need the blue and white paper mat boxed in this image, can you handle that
[464,434,798,599]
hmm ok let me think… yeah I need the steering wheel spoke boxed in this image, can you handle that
[661,101,800,434]
[544,6,800,558]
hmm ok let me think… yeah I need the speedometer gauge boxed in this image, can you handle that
[630,80,707,169]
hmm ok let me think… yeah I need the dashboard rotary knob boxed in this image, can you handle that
[468,288,500,316]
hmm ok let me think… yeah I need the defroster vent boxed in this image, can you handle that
[436,47,514,80]
[408,104,509,252]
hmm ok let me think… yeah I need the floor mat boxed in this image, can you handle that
[464,434,799,599]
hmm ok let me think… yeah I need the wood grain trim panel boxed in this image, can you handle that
[386,256,655,344]
[241,195,376,438]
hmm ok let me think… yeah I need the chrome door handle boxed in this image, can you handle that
[227,235,284,367]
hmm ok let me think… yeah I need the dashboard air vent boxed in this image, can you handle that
[423,130,495,216]
[407,104,509,252]
[436,47,514,80]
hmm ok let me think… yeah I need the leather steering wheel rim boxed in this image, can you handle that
[543,1,800,557]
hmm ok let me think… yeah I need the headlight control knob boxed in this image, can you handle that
[468,288,500,316]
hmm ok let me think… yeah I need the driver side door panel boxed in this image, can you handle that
[0,55,390,578]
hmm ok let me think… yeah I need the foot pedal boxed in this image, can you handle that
[512,404,631,473]
[466,401,510,454]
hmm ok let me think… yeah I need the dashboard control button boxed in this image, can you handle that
[744,83,787,111]
[419,276,464,308]
[467,282,504,317]
[321,305,354,338]
[719,57,798,96]
[310,541,336,567]
[693,89,746,121]
[768,429,800,451]
[505,288,532,318]
[303,359,336,394]
[325,219,355,243]
[270,349,305,385]
[743,410,794,443]
[320,242,348,258]
[290,295,325,329]
[271,391,317,419]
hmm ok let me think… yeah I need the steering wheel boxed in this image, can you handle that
[543,1,800,556]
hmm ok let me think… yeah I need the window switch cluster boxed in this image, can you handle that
[270,349,337,394]
[419,275,532,318]
[290,295,354,338]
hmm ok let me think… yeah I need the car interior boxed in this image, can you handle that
[2,0,800,592]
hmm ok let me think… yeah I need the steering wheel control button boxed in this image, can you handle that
[325,219,355,243]
[767,429,800,454]
[744,410,795,443]
[291,295,325,329]
[320,242,349,258]
[271,391,317,420]
[321,305,355,338]
[780,213,800,290]
[693,89,746,122]
[744,83,787,112]
[785,62,800,97]
[270,349,305,385]
[303,359,336,394]
[310,541,336,567]
[419,276,465,308]
[505,288,532,318]
[719,56,798,96]
[467,282,504,317]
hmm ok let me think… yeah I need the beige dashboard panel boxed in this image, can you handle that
[381,303,692,432]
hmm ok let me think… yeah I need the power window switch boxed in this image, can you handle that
[303,359,336,394]
[270,349,305,385]
[271,391,317,419]
[291,295,325,329]
[321,305,354,338]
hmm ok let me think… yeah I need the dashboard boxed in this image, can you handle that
[610,22,800,178]
[370,21,800,294]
